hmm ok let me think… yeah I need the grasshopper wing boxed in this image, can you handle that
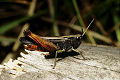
[23,30,58,52]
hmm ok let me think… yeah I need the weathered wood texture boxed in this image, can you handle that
[0,44,120,80]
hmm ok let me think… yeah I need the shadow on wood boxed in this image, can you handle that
[0,44,120,80]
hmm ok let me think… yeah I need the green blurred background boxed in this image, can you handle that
[0,0,120,64]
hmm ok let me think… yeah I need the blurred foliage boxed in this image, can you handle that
[0,0,120,63]
[93,0,119,28]
[0,10,47,34]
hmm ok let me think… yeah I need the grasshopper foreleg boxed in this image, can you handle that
[53,49,65,69]
[72,48,86,60]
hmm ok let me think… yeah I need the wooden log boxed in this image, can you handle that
[0,44,120,80]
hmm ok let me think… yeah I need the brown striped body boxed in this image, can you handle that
[23,30,58,52]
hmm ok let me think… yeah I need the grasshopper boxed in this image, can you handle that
[20,19,94,68]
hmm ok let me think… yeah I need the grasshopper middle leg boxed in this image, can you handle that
[53,49,65,69]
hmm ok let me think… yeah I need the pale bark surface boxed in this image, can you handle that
[0,44,120,80]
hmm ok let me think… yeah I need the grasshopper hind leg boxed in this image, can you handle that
[72,48,86,60]
[53,49,65,69]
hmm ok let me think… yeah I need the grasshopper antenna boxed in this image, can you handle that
[81,18,94,37]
